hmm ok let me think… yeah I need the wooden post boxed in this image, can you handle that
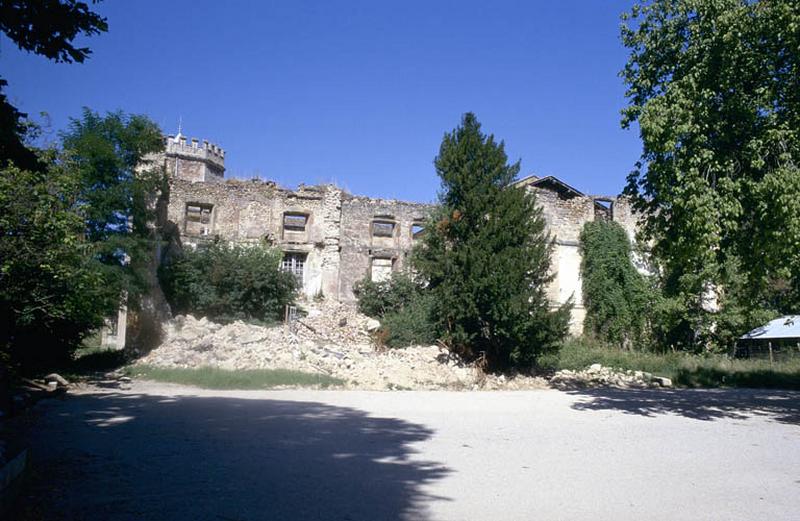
[768,341,774,365]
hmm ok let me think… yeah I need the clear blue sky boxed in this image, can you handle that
[2,0,641,202]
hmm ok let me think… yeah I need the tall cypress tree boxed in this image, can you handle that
[414,113,570,370]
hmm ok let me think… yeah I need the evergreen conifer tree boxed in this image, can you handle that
[414,113,570,370]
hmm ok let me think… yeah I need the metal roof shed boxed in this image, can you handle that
[737,316,800,361]
[740,316,800,340]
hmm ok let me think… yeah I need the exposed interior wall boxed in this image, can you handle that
[338,196,432,301]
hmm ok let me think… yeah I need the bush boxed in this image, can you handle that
[159,240,297,323]
[353,272,423,318]
[353,273,438,347]
[380,294,438,348]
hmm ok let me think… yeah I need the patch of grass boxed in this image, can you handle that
[124,365,344,390]
[543,337,800,390]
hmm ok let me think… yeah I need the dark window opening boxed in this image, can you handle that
[372,220,395,237]
[593,199,613,221]
[283,213,308,232]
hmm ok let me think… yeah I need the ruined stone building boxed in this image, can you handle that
[154,133,639,335]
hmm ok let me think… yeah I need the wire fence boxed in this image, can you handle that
[733,339,800,362]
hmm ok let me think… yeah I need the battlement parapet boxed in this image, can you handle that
[164,135,225,170]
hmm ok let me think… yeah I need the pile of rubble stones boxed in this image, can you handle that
[550,363,673,389]
[137,301,671,391]
[136,301,512,390]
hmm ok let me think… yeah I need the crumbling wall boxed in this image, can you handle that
[339,196,433,302]
[529,187,596,335]
[166,179,342,299]
[156,133,644,338]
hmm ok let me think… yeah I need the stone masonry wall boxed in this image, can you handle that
[158,138,643,336]
[339,195,433,302]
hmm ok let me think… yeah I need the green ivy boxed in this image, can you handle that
[579,220,656,350]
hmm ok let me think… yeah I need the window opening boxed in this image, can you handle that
[593,199,613,221]
[185,203,213,236]
[371,257,394,282]
[281,252,307,287]
[283,213,308,232]
[372,220,395,237]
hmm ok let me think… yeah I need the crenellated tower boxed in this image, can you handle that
[163,133,225,182]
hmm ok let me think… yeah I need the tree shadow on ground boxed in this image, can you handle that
[15,392,451,521]
[567,387,800,425]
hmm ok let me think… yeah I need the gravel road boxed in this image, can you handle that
[13,381,800,520]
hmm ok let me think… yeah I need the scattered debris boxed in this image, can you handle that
[550,364,672,389]
[43,373,69,388]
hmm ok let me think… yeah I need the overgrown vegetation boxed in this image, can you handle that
[621,0,800,350]
[125,365,343,390]
[544,338,800,390]
[1,111,164,370]
[0,0,108,171]
[413,113,570,370]
[354,273,437,347]
[159,240,297,324]
[580,220,656,349]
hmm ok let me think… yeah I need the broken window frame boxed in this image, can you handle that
[593,199,613,221]
[370,256,395,282]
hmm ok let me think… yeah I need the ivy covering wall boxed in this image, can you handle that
[579,220,654,349]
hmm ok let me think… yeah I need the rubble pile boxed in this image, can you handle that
[137,301,532,390]
[138,303,674,391]
[550,363,673,389]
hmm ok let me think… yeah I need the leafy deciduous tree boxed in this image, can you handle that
[621,0,800,349]
[0,0,108,168]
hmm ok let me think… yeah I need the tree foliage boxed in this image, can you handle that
[0,110,164,370]
[579,220,655,349]
[159,241,298,324]
[60,109,165,303]
[0,0,108,168]
[413,113,570,370]
[621,0,800,349]
[353,273,437,347]
[0,162,118,368]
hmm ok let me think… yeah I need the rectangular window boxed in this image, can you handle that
[371,257,394,282]
[283,213,308,232]
[411,223,425,240]
[281,252,307,287]
[371,220,395,238]
[185,203,213,236]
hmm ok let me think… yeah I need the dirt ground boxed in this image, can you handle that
[11,380,800,521]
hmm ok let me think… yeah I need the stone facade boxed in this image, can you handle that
[514,176,640,334]
[156,136,640,335]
